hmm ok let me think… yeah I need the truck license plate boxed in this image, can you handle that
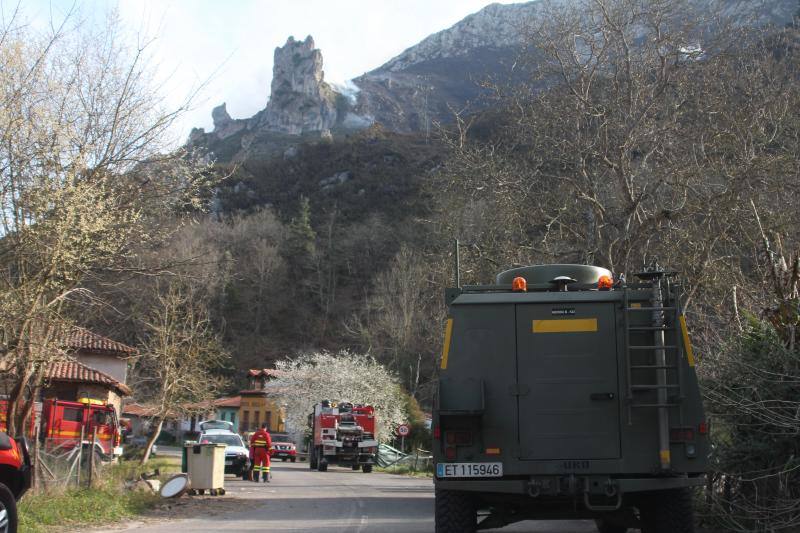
[437,462,503,478]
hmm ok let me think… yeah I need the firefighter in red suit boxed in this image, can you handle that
[249,423,272,482]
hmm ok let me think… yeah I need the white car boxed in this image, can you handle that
[199,419,235,433]
[199,428,250,479]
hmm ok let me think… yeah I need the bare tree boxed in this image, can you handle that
[435,0,800,313]
[350,245,444,399]
[0,11,211,433]
[135,279,229,464]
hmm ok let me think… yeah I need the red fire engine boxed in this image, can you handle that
[309,401,378,473]
[1,398,123,459]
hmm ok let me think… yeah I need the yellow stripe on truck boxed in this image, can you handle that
[532,318,598,333]
[679,315,696,367]
[440,319,454,370]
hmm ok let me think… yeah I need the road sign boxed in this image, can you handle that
[397,424,410,437]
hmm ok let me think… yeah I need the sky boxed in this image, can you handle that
[18,0,522,142]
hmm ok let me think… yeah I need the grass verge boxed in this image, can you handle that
[19,456,181,533]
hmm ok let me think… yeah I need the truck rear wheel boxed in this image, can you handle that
[435,489,476,533]
[640,488,695,533]
[0,482,19,533]
[317,448,328,472]
[362,464,372,473]
[310,447,318,469]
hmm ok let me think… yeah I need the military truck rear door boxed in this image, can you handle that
[516,303,621,460]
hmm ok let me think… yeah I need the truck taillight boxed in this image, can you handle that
[698,421,708,435]
[433,425,440,440]
[445,430,471,446]
[669,427,695,442]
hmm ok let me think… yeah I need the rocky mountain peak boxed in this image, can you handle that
[262,35,338,134]
[211,102,245,140]
[190,0,798,160]
[212,103,232,128]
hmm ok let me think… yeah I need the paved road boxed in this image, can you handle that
[152,445,182,457]
[104,461,597,533]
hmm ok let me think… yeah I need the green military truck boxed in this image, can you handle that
[433,262,708,533]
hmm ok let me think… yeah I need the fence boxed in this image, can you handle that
[32,429,104,491]
[377,443,433,472]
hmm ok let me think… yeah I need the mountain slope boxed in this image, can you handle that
[191,0,798,160]
[352,0,797,131]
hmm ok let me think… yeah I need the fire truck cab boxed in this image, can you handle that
[40,398,123,459]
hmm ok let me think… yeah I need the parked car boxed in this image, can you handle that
[269,432,297,463]
[128,435,157,456]
[0,432,31,533]
[199,429,250,479]
[199,420,234,433]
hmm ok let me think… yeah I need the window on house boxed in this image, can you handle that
[254,411,260,429]
[243,410,250,431]
[265,411,272,429]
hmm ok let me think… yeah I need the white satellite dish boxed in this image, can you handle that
[160,473,190,498]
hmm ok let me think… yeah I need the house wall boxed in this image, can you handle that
[76,352,128,385]
[239,395,284,433]
[215,407,240,432]
[41,383,123,416]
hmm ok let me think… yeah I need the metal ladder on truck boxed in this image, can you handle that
[622,266,685,471]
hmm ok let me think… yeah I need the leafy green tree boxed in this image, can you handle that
[284,195,317,266]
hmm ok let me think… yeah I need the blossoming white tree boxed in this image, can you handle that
[270,350,407,441]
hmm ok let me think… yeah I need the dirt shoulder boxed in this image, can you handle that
[76,490,258,532]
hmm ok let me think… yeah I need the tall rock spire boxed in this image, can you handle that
[262,35,338,134]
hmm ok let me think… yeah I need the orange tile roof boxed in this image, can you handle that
[61,327,137,356]
[213,396,241,408]
[45,361,132,396]
[121,402,160,417]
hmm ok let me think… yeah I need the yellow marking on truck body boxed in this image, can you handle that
[532,318,598,333]
[679,315,696,367]
[440,319,454,369]
[660,449,671,466]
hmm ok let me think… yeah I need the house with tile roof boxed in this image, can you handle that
[40,328,137,415]
[240,369,286,433]
[42,360,131,415]
[60,327,137,385]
